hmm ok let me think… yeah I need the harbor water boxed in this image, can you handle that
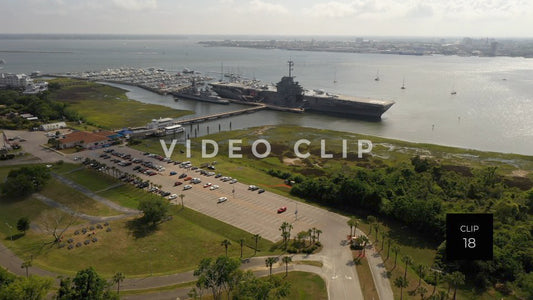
[1,36,532,155]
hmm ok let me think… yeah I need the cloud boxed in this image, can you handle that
[111,0,157,11]
[304,0,388,18]
[248,0,288,14]
[405,3,434,18]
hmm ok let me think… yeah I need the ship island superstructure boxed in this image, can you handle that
[209,61,395,119]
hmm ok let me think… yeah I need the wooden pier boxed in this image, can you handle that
[175,105,267,125]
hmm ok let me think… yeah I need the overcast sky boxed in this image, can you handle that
[1,0,532,37]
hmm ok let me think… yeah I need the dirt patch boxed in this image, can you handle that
[511,170,529,177]
[253,125,273,136]
[283,157,303,166]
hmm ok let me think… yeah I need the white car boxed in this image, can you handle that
[183,185,192,190]
[229,179,238,184]
[217,197,228,203]
[168,194,178,200]
[209,185,219,190]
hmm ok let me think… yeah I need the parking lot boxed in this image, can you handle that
[83,146,326,242]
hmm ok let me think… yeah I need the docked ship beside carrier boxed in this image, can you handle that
[209,61,395,119]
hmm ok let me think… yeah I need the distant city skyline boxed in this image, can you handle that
[1,0,533,37]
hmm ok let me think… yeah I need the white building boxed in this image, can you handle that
[147,117,176,130]
[0,73,48,94]
[0,73,33,88]
[40,122,67,131]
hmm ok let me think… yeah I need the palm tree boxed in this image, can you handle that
[307,229,313,245]
[431,269,442,296]
[297,231,308,247]
[265,257,278,276]
[282,256,292,277]
[347,217,358,236]
[367,215,376,236]
[239,238,245,258]
[394,276,409,300]
[381,231,387,250]
[415,264,428,287]
[373,223,380,243]
[315,229,322,242]
[360,235,369,256]
[449,271,465,300]
[21,260,32,278]
[221,239,231,257]
[417,286,428,300]
[112,272,125,295]
[178,194,185,207]
[392,244,400,269]
[387,238,392,260]
[281,232,290,249]
[311,227,317,244]
[252,234,261,255]
[401,255,413,280]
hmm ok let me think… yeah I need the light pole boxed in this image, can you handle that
[295,203,298,221]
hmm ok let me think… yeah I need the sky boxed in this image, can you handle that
[1,0,532,37]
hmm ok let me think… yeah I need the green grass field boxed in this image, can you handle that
[48,78,193,129]
[0,163,280,277]
[278,271,327,300]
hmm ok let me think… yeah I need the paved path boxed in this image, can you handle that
[33,193,132,222]
[51,173,140,216]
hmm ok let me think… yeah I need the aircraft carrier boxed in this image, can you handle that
[209,61,395,120]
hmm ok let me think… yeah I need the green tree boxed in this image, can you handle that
[282,256,292,277]
[1,166,50,198]
[178,194,185,207]
[239,238,245,258]
[111,272,125,296]
[392,244,400,269]
[417,286,428,300]
[394,276,409,300]
[56,267,111,300]
[0,275,53,300]
[402,255,413,280]
[138,196,169,226]
[347,216,358,236]
[415,264,428,287]
[449,271,465,300]
[265,257,279,277]
[233,271,291,300]
[21,260,32,278]
[16,217,30,234]
[252,234,261,255]
[315,229,322,242]
[193,256,241,300]
[221,239,231,257]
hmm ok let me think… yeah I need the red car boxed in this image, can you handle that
[174,181,183,186]
[277,207,287,214]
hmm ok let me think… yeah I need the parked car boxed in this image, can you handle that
[217,197,228,203]
[183,185,192,190]
[277,207,287,214]
[258,189,265,194]
[174,181,183,186]
[169,171,177,176]
[179,173,187,179]
[209,185,219,190]
[168,194,178,200]
[203,183,212,188]
[229,179,238,184]
[248,185,258,191]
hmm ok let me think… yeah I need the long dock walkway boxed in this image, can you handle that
[175,105,267,125]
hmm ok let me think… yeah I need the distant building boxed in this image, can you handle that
[59,131,115,150]
[0,73,48,94]
[147,117,177,130]
[40,122,67,131]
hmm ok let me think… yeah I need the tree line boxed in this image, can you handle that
[288,156,532,297]
[0,87,82,129]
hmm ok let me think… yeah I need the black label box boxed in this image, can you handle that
[446,213,493,261]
